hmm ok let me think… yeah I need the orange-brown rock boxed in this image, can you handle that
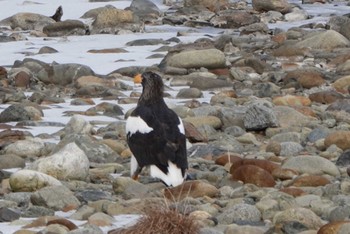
[214,154,242,166]
[164,180,219,201]
[272,168,298,180]
[47,218,78,230]
[309,91,344,104]
[291,175,331,187]
[318,221,350,234]
[324,131,350,150]
[231,165,276,187]
[230,158,280,174]
[183,121,208,143]
[216,90,237,98]
[280,187,306,197]
[284,69,325,89]
[266,141,281,155]
[184,0,229,12]
[273,95,312,106]
[272,33,287,44]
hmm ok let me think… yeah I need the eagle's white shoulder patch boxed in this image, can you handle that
[178,117,185,134]
[126,116,153,136]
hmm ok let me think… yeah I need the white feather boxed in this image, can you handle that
[178,117,185,134]
[130,155,138,177]
[126,116,153,136]
[150,161,184,187]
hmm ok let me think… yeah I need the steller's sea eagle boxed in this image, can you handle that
[125,71,188,187]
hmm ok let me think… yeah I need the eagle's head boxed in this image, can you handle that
[139,71,164,103]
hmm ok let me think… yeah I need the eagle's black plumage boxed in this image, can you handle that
[126,71,188,187]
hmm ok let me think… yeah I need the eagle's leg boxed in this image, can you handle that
[131,166,143,180]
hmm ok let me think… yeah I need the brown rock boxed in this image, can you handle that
[184,0,229,12]
[230,159,280,174]
[324,131,350,150]
[75,75,115,88]
[163,180,219,201]
[14,71,31,88]
[291,175,330,187]
[284,69,326,89]
[318,221,350,234]
[309,91,344,104]
[332,75,350,94]
[231,165,276,187]
[252,0,292,13]
[272,168,298,180]
[214,154,242,166]
[183,116,222,129]
[347,167,350,177]
[273,45,310,57]
[293,106,317,118]
[183,121,208,143]
[272,33,287,44]
[47,218,78,230]
[273,95,312,106]
[0,66,7,79]
[280,187,306,197]
[23,216,59,228]
[0,130,29,148]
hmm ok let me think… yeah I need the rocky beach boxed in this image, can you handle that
[1,0,350,233]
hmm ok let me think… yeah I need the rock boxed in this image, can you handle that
[43,20,88,37]
[184,116,222,129]
[190,77,232,90]
[86,102,124,118]
[29,142,90,181]
[327,16,350,40]
[31,185,81,210]
[281,221,309,234]
[126,38,169,46]
[326,99,350,113]
[215,154,242,166]
[210,10,260,29]
[0,104,43,123]
[230,158,280,174]
[128,0,162,22]
[225,224,266,234]
[217,203,261,224]
[309,91,344,104]
[231,165,276,187]
[329,206,350,222]
[0,13,55,30]
[0,154,25,169]
[273,95,311,106]
[273,207,323,230]
[176,88,203,99]
[280,187,306,197]
[112,177,150,199]
[336,150,350,166]
[164,181,219,200]
[324,131,350,150]
[88,212,115,226]
[243,104,278,131]
[284,68,326,89]
[282,156,340,176]
[14,71,31,88]
[306,128,329,144]
[184,0,229,12]
[273,106,316,128]
[284,7,308,22]
[279,142,303,156]
[332,75,350,94]
[291,175,331,187]
[0,207,20,222]
[296,30,350,50]
[318,221,350,234]
[183,121,208,143]
[252,0,292,13]
[4,138,47,158]
[9,169,62,192]
[271,132,301,143]
[61,115,94,137]
[272,168,298,180]
[166,49,226,69]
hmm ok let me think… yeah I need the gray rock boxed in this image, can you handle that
[0,207,20,222]
[43,20,88,37]
[252,0,292,13]
[61,115,94,137]
[81,5,115,19]
[22,205,55,218]
[176,88,203,98]
[243,104,278,131]
[0,13,55,30]
[210,10,260,29]
[296,30,350,50]
[112,177,150,199]
[328,16,350,40]
[284,7,308,22]
[271,132,301,143]
[4,138,47,158]
[38,46,58,54]
[307,128,329,143]
[167,49,226,69]
[336,150,350,167]
[128,0,162,22]
[75,189,112,203]
[31,185,81,210]
[0,154,25,169]
[279,142,303,156]
[0,104,43,123]
[255,82,280,98]
[67,224,103,234]
[281,221,308,234]
[126,38,169,46]
[282,155,340,176]
[329,205,350,222]
[190,77,232,90]
[3,192,31,207]
[217,203,261,224]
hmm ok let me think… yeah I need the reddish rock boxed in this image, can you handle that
[183,121,208,143]
[209,68,230,76]
[231,165,276,187]
[293,106,317,118]
[14,71,31,88]
[291,175,330,187]
[273,95,312,106]
[324,131,350,150]
[214,154,242,166]
[280,187,306,197]
[284,69,325,89]
[230,158,280,174]
[309,91,344,104]
[272,33,287,44]
[272,168,298,180]
[164,181,219,201]
[318,221,350,234]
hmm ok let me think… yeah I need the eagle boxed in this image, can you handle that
[125,71,188,187]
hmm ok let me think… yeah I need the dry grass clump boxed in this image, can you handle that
[109,205,200,234]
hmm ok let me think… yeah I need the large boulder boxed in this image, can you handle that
[0,104,43,123]
[296,30,350,50]
[43,20,88,37]
[0,13,55,30]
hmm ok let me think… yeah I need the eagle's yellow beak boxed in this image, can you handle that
[134,74,142,84]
